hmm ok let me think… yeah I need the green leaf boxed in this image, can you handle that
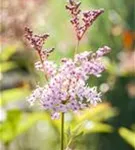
[84,121,113,134]
[74,103,118,122]
[65,123,84,149]
[0,46,17,61]
[0,110,21,144]
[0,62,18,72]
[102,57,118,75]
[0,87,30,106]
[72,122,85,136]
[0,111,50,144]
[16,112,48,136]
[83,121,113,133]
[119,127,135,148]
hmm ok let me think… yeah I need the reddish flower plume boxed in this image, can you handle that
[66,0,104,41]
[24,27,54,60]
[24,27,49,51]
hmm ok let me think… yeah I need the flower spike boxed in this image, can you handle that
[24,27,54,61]
[66,0,104,41]
[24,27,49,52]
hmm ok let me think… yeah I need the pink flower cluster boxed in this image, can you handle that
[25,0,111,119]
[66,0,104,41]
[27,46,111,119]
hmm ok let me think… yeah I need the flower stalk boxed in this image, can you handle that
[74,40,80,56]
[24,1,111,150]
[61,112,65,150]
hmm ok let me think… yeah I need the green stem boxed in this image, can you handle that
[61,112,65,150]
[65,138,72,150]
[5,143,10,150]
[74,40,80,56]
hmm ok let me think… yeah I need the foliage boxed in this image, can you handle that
[0,110,48,144]
[119,127,135,148]
[0,0,135,150]
[0,87,30,106]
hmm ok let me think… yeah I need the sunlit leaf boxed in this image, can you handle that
[16,112,49,136]
[65,122,84,149]
[0,46,17,61]
[0,62,18,72]
[103,57,118,75]
[0,87,31,106]
[49,118,61,133]
[83,121,113,133]
[119,127,135,148]
[74,103,118,122]
[0,110,21,144]
[0,111,50,144]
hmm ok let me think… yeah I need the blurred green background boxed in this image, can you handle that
[0,0,135,150]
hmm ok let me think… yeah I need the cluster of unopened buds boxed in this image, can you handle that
[65,0,104,41]
[25,0,111,119]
